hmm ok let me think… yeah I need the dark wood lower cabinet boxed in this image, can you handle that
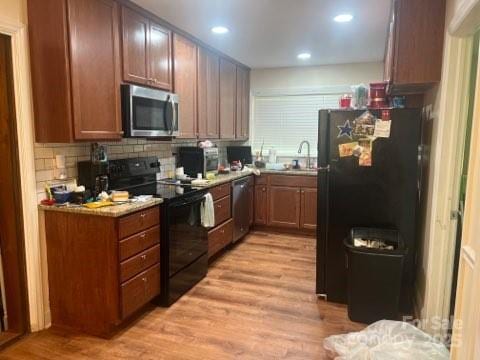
[254,185,268,225]
[301,188,317,230]
[208,219,233,259]
[268,186,301,228]
[44,205,161,337]
[254,175,317,234]
[121,263,160,318]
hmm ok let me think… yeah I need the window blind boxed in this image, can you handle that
[252,93,340,157]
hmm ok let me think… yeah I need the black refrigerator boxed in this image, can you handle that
[316,109,423,313]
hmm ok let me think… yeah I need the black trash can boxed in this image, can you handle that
[345,227,407,324]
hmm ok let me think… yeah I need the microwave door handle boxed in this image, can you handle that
[170,96,176,136]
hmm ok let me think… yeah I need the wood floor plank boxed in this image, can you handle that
[0,231,364,359]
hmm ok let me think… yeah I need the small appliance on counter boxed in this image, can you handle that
[178,147,219,179]
[227,146,253,168]
[77,161,109,198]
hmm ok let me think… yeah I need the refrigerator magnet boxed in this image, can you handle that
[337,120,353,139]
[352,111,376,137]
[373,119,391,138]
[358,138,373,167]
[338,142,358,157]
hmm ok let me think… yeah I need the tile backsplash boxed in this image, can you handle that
[34,138,244,202]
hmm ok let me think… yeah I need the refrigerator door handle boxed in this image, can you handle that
[318,165,330,172]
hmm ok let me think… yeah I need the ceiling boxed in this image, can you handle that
[132,0,391,69]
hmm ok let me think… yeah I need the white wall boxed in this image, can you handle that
[250,62,384,90]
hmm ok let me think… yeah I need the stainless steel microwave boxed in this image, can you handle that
[121,84,179,137]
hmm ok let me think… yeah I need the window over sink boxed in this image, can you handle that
[251,90,342,157]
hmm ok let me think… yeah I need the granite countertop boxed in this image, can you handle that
[195,168,318,188]
[39,198,163,218]
[258,169,318,176]
[38,169,316,217]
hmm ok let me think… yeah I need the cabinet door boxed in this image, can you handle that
[300,188,317,230]
[219,58,236,139]
[174,34,197,138]
[248,185,254,226]
[121,6,149,85]
[235,66,250,140]
[197,48,219,138]
[149,21,172,90]
[268,186,301,229]
[242,69,250,139]
[68,0,122,140]
[254,185,268,225]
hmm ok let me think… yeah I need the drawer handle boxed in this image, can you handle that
[217,205,222,208]
[141,254,147,260]
[220,230,225,234]
[140,233,146,239]
[140,213,146,218]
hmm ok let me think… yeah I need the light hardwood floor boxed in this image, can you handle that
[0,231,364,359]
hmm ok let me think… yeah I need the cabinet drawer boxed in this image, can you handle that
[120,244,160,282]
[209,183,231,201]
[214,195,231,226]
[119,225,160,261]
[118,206,160,239]
[269,175,317,188]
[208,219,233,258]
[255,174,268,185]
[121,263,160,319]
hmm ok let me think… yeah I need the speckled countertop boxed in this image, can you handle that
[38,169,316,217]
[258,169,318,176]
[38,198,163,218]
[192,168,317,188]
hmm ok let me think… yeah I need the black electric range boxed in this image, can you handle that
[109,157,209,306]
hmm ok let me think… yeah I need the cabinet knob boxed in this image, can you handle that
[142,277,147,282]
[262,187,266,191]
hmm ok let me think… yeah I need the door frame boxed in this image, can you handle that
[0,15,48,331]
[418,0,480,339]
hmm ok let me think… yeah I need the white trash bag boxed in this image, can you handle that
[324,320,450,360]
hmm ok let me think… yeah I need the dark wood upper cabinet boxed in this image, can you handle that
[28,0,123,142]
[384,0,446,94]
[149,21,172,90]
[121,6,172,91]
[173,34,197,139]
[219,58,237,139]
[121,6,149,85]
[300,188,317,230]
[235,66,250,140]
[197,47,220,139]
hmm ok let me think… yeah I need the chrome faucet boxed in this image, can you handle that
[298,140,311,169]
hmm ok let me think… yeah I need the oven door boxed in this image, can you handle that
[168,193,208,277]
[122,85,179,137]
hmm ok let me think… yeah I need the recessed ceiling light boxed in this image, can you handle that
[297,52,311,60]
[334,14,353,23]
[211,26,229,34]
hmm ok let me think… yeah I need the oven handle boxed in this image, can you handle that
[169,194,206,208]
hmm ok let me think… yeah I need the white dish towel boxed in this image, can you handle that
[201,192,215,228]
